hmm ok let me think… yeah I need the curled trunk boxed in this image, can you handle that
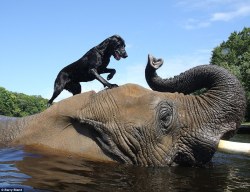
[145,54,246,138]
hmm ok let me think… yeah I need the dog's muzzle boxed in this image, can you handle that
[114,48,128,60]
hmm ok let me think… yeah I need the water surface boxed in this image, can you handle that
[0,134,250,192]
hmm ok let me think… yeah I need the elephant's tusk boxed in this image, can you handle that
[218,140,250,156]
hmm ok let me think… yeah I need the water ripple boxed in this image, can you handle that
[0,135,249,191]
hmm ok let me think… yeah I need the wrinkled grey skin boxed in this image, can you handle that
[145,55,246,165]
[0,55,246,167]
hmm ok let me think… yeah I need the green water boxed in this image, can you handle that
[0,134,250,192]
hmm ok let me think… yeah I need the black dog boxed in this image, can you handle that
[48,35,128,105]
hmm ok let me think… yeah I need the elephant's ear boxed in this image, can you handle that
[77,118,133,164]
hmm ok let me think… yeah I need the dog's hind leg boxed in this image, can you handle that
[65,82,81,95]
[48,85,64,105]
[48,72,69,105]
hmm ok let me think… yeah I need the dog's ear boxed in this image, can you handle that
[111,35,125,47]
[112,34,121,39]
[108,35,119,47]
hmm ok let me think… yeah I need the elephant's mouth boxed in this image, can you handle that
[168,138,217,167]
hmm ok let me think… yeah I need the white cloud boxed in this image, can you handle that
[211,6,250,22]
[184,19,211,30]
[181,2,250,30]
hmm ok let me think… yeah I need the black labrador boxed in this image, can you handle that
[48,35,128,105]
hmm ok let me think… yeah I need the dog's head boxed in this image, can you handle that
[109,35,128,60]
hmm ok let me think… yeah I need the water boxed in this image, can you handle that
[0,135,250,192]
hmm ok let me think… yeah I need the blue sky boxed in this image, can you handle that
[0,0,249,101]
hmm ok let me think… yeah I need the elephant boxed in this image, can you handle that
[0,54,247,167]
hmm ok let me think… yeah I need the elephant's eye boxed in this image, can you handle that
[156,101,174,134]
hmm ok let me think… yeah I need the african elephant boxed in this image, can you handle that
[0,55,246,166]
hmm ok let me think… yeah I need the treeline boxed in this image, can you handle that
[0,87,48,117]
[210,27,250,121]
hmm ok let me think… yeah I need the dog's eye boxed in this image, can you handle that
[116,45,124,49]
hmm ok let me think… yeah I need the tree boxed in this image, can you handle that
[0,87,17,116]
[0,86,48,117]
[210,27,250,121]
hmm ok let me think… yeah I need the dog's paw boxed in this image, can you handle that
[107,74,114,80]
[108,84,119,89]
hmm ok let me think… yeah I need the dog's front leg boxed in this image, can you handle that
[102,68,116,80]
[89,69,118,88]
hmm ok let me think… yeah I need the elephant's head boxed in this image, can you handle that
[1,55,246,167]
[72,54,246,166]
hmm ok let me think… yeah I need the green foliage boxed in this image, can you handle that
[210,27,250,121]
[0,87,48,117]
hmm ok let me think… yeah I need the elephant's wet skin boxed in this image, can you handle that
[0,55,246,167]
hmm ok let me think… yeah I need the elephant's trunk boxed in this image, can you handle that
[145,54,246,137]
[146,54,242,95]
